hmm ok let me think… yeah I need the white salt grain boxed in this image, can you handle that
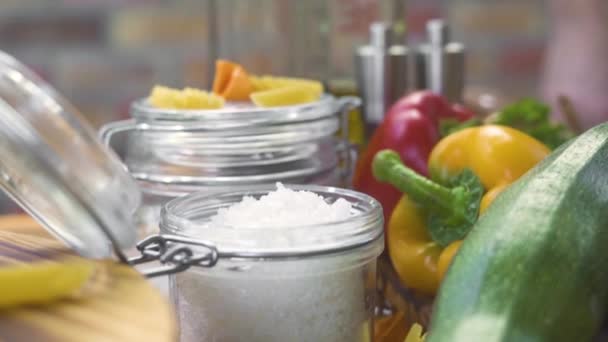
[210,183,353,228]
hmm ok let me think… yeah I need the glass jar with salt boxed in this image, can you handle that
[160,183,384,342]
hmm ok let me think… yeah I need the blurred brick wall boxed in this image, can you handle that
[0,0,548,213]
[0,0,211,129]
[406,0,548,98]
[0,0,548,126]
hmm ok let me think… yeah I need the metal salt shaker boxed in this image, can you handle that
[355,22,410,138]
[414,19,466,103]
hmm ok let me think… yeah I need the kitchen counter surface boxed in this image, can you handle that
[0,214,177,342]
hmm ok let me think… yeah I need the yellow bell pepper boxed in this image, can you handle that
[373,125,551,296]
[404,323,426,342]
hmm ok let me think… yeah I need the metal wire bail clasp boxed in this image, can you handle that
[129,234,220,277]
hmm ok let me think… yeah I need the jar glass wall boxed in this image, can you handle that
[160,185,384,342]
[100,96,358,238]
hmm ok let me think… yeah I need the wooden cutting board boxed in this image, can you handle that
[0,214,177,342]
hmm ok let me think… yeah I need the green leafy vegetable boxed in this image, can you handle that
[439,118,482,137]
[486,98,574,149]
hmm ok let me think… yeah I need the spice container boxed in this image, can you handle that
[100,95,359,237]
[413,19,465,103]
[161,184,384,342]
[355,21,410,138]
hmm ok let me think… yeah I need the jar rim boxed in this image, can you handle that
[134,165,341,197]
[130,95,340,127]
[160,184,384,256]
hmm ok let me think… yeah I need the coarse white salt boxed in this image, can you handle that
[168,184,383,342]
[210,183,353,228]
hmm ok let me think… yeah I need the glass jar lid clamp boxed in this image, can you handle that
[128,226,383,277]
[128,184,384,278]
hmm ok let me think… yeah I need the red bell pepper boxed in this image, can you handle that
[352,91,475,223]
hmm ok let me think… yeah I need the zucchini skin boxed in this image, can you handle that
[427,123,608,342]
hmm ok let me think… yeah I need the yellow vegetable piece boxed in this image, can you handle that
[182,87,224,109]
[359,320,370,342]
[0,257,95,309]
[384,125,551,296]
[212,59,239,94]
[250,85,320,107]
[250,75,324,98]
[404,324,426,342]
[149,86,184,109]
[219,66,254,101]
[149,85,224,110]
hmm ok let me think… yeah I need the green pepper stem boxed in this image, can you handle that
[372,150,470,222]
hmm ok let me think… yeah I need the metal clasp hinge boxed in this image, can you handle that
[128,234,219,277]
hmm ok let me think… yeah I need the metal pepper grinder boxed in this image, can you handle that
[355,22,410,138]
[414,19,465,103]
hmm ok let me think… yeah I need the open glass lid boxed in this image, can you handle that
[0,52,140,259]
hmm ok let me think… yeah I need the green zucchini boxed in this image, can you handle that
[427,123,608,342]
